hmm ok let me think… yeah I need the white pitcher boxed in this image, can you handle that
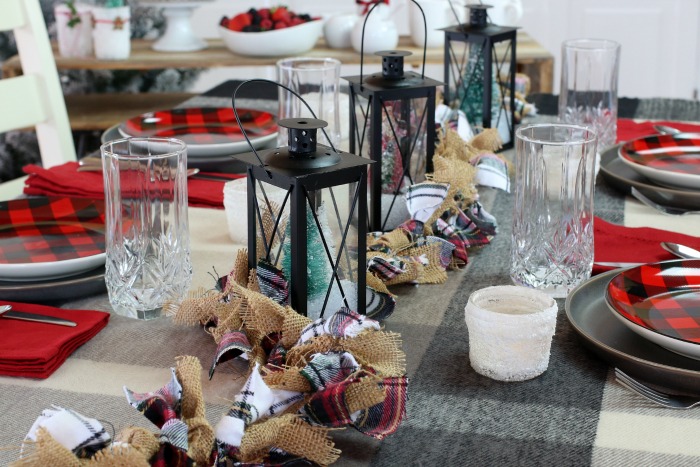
[485,0,523,27]
[351,3,398,54]
[409,0,464,48]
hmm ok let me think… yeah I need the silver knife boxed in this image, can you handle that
[0,305,77,327]
[594,262,642,269]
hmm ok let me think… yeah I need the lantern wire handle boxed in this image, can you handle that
[446,0,462,27]
[231,78,340,174]
[358,0,428,86]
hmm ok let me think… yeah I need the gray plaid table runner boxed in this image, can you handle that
[2,100,700,466]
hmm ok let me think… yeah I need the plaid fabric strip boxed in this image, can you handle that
[461,202,498,236]
[398,219,424,239]
[264,342,287,371]
[223,365,268,426]
[299,377,358,428]
[150,443,195,467]
[353,376,409,440]
[217,364,304,448]
[124,368,189,451]
[326,307,381,337]
[470,153,511,192]
[209,330,252,379]
[266,391,306,418]
[366,287,396,322]
[416,236,456,269]
[298,308,381,345]
[215,441,239,466]
[257,260,289,305]
[0,197,105,264]
[367,255,406,281]
[300,351,361,391]
[25,406,111,459]
[122,107,277,146]
[405,182,450,223]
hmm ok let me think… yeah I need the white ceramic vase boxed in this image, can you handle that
[324,13,358,49]
[351,4,398,54]
[92,5,131,60]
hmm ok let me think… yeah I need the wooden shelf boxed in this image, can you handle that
[2,32,553,92]
[2,32,553,133]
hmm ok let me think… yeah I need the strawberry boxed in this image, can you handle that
[274,20,288,30]
[271,6,291,23]
[228,12,252,32]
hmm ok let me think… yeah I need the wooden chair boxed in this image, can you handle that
[0,0,76,199]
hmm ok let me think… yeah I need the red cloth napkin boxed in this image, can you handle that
[616,118,700,143]
[0,301,109,379]
[593,217,700,275]
[22,162,244,209]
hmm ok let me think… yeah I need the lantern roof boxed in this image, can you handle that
[233,145,372,189]
[442,23,518,39]
[343,71,443,93]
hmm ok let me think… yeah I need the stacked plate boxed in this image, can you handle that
[565,261,700,396]
[0,198,107,301]
[600,134,700,210]
[104,106,279,170]
[605,259,700,360]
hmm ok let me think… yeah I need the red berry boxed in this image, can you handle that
[219,16,229,28]
[228,12,252,31]
[271,6,289,22]
[259,8,271,20]
[274,20,287,30]
[290,17,304,26]
[260,18,273,30]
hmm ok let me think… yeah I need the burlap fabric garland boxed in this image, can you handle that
[12,356,214,467]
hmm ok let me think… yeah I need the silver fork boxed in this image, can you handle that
[630,187,700,216]
[614,368,700,409]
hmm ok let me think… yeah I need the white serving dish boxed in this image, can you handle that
[218,19,323,57]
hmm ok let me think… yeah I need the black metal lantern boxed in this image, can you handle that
[443,3,517,148]
[344,0,443,233]
[232,80,372,318]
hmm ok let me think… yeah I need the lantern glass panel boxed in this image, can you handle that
[352,94,431,230]
[254,178,361,320]
[445,34,516,146]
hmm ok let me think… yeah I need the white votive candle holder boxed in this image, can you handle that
[223,178,289,245]
[464,285,558,382]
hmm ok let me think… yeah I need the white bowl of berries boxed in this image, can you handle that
[218,6,323,57]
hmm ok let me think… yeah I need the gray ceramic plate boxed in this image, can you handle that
[565,269,700,396]
[0,266,106,302]
[599,145,700,210]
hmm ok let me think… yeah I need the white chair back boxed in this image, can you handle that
[0,0,76,170]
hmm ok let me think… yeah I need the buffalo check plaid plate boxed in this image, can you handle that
[0,198,106,282]
[618,134,700,190]
[605,259,700,360]
[119,107,279,157]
